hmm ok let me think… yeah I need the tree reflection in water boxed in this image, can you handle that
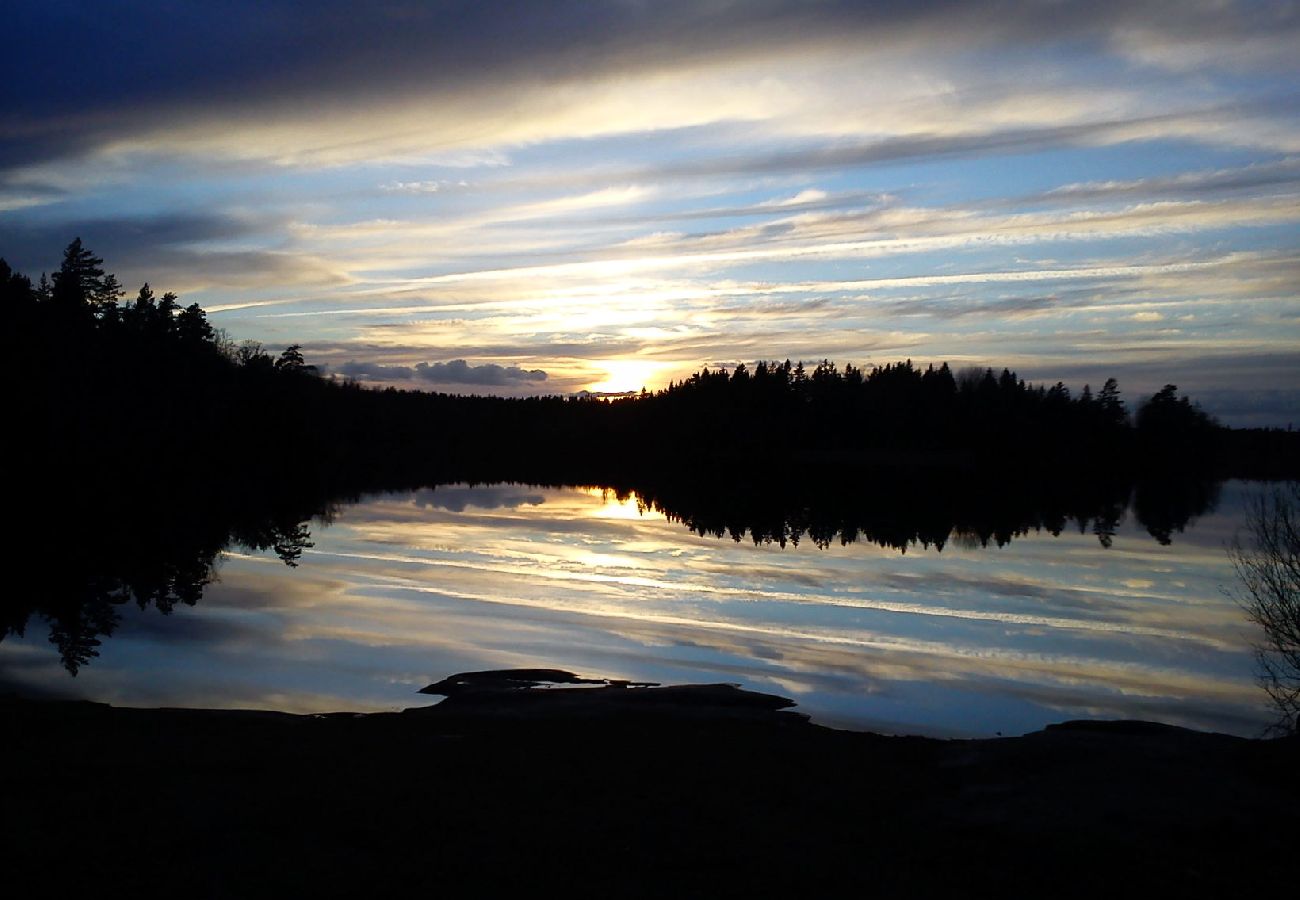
[3,481,337,674]
[614,473,1220,554]
[3,472,1221,675]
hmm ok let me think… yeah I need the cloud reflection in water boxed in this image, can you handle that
[0,482,1270,737]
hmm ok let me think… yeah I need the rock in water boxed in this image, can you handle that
[410,669,805,724]
[418,669,616,695]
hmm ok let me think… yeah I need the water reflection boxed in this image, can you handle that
[0,476,1270,737]
[3,486,335,674]
[617,475,1221,552]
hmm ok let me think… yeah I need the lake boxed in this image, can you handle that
[0,479,1277,737]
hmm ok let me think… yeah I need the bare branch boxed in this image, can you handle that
[1228,482,1300,735]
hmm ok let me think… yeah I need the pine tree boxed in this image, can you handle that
[51,238,121,314]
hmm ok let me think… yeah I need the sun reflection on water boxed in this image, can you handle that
[0,481,1273,738]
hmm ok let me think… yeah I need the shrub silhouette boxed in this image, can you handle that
[1229,482,1300,734]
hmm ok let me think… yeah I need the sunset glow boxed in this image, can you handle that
[2,2,1297,423]
[587,359,666,395]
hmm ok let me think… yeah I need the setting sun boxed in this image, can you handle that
[586,359,665,395]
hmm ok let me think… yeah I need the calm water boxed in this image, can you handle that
[1,480,1276,737]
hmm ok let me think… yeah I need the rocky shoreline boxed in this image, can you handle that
[4,672,1294,897]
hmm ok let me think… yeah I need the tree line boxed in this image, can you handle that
[3,239,1296,491]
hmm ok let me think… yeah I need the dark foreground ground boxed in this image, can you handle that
[4,675,1295,898]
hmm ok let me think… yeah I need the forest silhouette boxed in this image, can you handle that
[5,240,1296,491]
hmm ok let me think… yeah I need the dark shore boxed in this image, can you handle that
[5,674,1294,898]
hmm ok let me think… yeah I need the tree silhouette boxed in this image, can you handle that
[275,344,315,375]
[1137,384,1217,435]
[1098,377,1126,427]
[51,237,121,312]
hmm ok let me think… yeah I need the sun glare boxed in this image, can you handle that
[587,359,664,395]
[584,488,662,521]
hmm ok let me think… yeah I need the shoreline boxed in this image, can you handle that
[5,677,1295,896]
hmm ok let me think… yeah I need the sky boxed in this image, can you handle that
[2,1,1298,423]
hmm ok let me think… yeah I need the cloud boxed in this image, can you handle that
[0,210,347,293]
[360,193,1300,296]
[334,358,548,387]
[410,486,547,514]
[381,180,452,194]
[876,290,1102,321]
[1041,157,1300,203]
[4,2,1298,174]
[591,190,892,225]
[1191,389,1300,428]
[0,211,254,267]
[618,105,1300,183]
